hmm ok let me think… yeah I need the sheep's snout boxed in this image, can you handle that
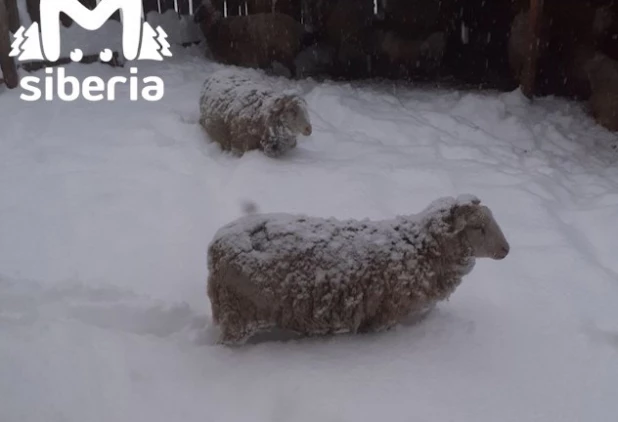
[463,205,510,260]
[302,125,312,136]
[493,244,510,260]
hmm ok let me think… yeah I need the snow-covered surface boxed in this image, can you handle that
[1,44,618,421]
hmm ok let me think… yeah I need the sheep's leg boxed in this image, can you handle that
[218,323,256,346]
[260,136,285,158]
[217,317,278,345]
[216,309,260,345]
[270,61,293,79]
[203,117,232,151]
[261,134,297,158]
[358,315,398,334]
[214,285,263,346]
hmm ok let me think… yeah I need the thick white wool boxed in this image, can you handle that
[199,68,300,125]
[198,67,308,157]
[209,194,479,289]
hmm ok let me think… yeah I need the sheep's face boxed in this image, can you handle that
[454,203,510,260]
[280,99,312,136]
[193,1,221,26]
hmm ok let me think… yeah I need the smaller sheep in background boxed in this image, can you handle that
[373,30,447,78]
[193,0,314,78]
[207,194,510,345]
[198,67,312,158]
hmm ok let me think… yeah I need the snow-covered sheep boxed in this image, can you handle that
[207,194,510,345]
[198,68,312,158]
[193,0,313,77]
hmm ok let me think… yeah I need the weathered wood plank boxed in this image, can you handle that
[247,0,271,14]
[520,0,544,99]
[0,0,19,88]
[177,0,191,15]
[6,0,20,32]
[159,0,176,13]
[301,0,329,33]
[143,0,161,14]
[25,0,40,23]
[225,0,243,16]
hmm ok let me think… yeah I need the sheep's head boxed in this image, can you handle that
[593,5,613,38]
[193,0,221,26]
[452,199,510,260]
[277,96,312,137]
[583,52,618,90]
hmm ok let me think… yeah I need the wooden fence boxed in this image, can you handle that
[0,0,19,88]
[1,0,547,98]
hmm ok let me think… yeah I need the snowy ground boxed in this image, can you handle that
[1,44,618,422]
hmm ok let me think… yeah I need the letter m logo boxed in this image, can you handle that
[39,0,143,62]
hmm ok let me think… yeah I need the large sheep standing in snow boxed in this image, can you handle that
[198,68,312,158]
[207,194,510,345]
[193,0,312,77]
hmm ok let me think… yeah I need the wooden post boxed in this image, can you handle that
[6,0,19,32]
[160,0,176,13]
[211,0,225,15]
[0,0,19,89]
[225,0,243,16]
[25,0,39,23]
[177,0,191,15]
[247,0,271,14]
[143,0,160,14]
[520,0,544,99]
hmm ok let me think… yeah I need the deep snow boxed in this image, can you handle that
[1,43,618,422]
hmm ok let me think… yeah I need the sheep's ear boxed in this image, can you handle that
[452,204,477,232]
[281,94,299,105]
[194,1,219,23]
[193,4,206,23]
[456,194,481,206]
[276,95,299,114]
